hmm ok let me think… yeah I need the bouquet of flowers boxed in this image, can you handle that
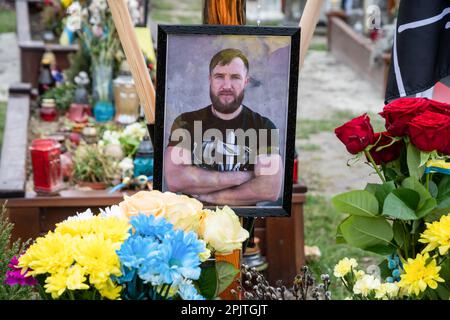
[333,97,450,299]
[6,191,249,300]
[334,212,449,300]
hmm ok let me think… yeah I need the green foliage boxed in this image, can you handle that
[332,190,379,217]
[196,261,239,299]
[0,9,16,33]
[0,203,35,300]
[41,83,76,111]
[73,143,117,184]
[303,195,381,299]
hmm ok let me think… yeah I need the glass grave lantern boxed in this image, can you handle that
[133,136,154,178]
[113,61,140,124]
[29,139,64,194]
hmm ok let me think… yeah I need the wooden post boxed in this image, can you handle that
[203,0,246,25]
[299,0,325,69]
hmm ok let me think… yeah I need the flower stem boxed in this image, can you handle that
[364,150,386,183]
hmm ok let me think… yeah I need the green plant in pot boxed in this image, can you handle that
[73,142,119,189]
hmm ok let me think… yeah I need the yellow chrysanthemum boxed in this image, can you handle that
[419,214,450,256]
[398,253,445,297]
[92,217,131,245]
[96,278,122,300]
[18,232,75,276]
[66,264,89,291]
[60,0,73,8]
[56,218,96,237]
[333,257,358,278]
[74,234,122,289]
[44,269,69,299]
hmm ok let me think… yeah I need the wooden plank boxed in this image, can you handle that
[0,85,31,198]
[6,207,40,243]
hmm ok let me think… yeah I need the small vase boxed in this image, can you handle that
[93,100,115,122]
[92,61,114,102]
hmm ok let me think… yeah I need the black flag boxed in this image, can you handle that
[385,0,450,103]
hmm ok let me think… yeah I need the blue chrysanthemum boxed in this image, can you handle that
[154,230,203,284]
[178,279,205,300]
[130,214,174,240]
[117,234,159,269]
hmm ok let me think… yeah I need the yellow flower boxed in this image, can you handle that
[199,206,249,255]
[18,232,75,276]
[398,253,444,297]
[61,0,73,8]
[74,234,122,290]
[44,269,69,299]
[353,269,366,280]
[66,264,89,291]
[97,279,122,300]
[419,213,450,255]
[93,216,131,245]
[333,257,358,278]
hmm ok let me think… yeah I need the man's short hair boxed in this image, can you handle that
[209,48,249,74]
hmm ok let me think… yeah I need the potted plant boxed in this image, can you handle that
[73,142,119,189]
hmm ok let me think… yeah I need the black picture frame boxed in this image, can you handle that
[153,24,300,217]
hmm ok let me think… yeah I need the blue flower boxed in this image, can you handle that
[178,279,205,300]
[154,230,203,284]
[117,234,159,269]
[130,214,174,240]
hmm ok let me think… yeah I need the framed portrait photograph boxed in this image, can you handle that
[153,25,300,217]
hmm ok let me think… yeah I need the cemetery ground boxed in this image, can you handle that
[0,0,388,299]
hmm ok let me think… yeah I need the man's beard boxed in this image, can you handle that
[210,89,245,114]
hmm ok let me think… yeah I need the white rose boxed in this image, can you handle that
[200,206,249,255]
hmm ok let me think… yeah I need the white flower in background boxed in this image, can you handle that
[99,205,126,219]
[122,122,147,140]
[66,208,94,221]
[127,0,141,25]
[89,0,108,12]
[104,143,124,160]
[353,274,381,297]
[119,157,134,176]
[375,282,400,299]
[333,258,358,278]
[66,1,82,31]
[102,130,122,145]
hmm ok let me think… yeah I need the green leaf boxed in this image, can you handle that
[364,244,396,255]
[393,220,406,247]
[406,143,424,180]
[382,188,420,220]
[436,285,450,300]
[429,181,438,198]
[419,151,432,167]
[215,261,239,297]
[415,197,437,219]
[378,259,391,279]
[196,263,217,299]
[401,177,432,207]
[364,183,380,195]
[332,190,379,217]
[375,181,396,210]
[336,222,347,244]
[339,216,394,252]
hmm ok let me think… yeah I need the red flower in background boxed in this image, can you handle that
[408,111,450,152]
[380,97,430,137]
[335,114,375,154]
[369,132,404,165]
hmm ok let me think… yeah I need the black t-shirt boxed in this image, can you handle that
[167,105,279,172]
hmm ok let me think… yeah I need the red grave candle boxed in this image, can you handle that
[29,139,63,194]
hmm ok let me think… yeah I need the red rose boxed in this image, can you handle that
[380,97,430,136]
[335,114,375,154]
[440,142,450,155]
[428,99,450,116]
[408,111,450,152]
[368,132,404,165]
